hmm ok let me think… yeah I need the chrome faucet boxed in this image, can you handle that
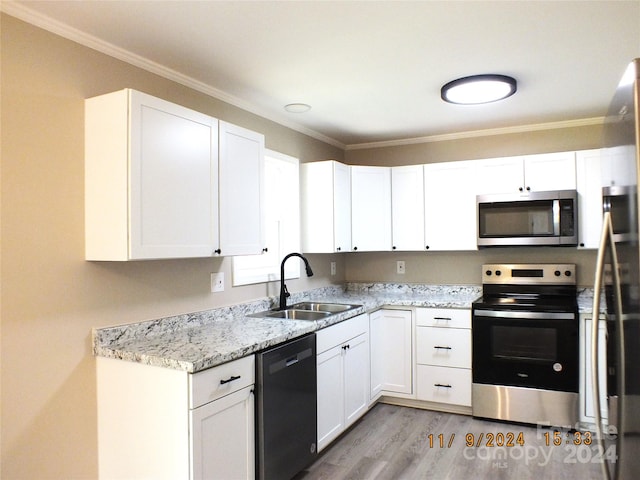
[279,253,314,310]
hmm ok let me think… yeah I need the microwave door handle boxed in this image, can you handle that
[591,211,624,480]
[553,199,561,235]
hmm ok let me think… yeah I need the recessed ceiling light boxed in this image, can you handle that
[441,74,517,105]
[284,103,312,113]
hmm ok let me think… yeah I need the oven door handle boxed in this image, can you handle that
[473,310,575,320]
[591,210,623,480]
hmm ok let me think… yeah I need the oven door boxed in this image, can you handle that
[472,309,578,392]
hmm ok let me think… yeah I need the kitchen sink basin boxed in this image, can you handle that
[287,302,360,313]
[263,309,330,321]
[248,302,361,321]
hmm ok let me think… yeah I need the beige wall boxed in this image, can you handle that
[345,123,603,166]
[1,13,602,480]
[0,14,344,479]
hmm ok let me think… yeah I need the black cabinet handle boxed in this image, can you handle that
[519,187,523,192]
[262,247,268,253]
[425,245,430,250]
[353,246,358,251]
[433,346,452,350]
[342,344,350,350]
[336,247,341,251]
[434,383,452,388]
[433,316,451,322]
[214,248,222,255]
[220,375,241,385]
[392,246,396,250]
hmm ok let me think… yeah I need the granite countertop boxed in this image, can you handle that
[93,283,600,374]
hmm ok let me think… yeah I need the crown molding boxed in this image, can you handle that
[345,117,605,150]
[1,2,346,150]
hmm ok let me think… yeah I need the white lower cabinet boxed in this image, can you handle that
[96,355,255,480]
[317,314,370,452]
[415,308,472,408]
[369,309,413,398]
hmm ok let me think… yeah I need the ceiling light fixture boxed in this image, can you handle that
[441,74,517,105]
[284,103,312,113]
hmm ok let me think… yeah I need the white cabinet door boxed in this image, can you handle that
[423,160,478,251]
[351,166,392,252]
[190,385,255,480]
[391,165,425,251]
[218,121,265,256]
[523,151,576,191]
[343,332,370,427]
[601,144,637,187]
[301,160,351,253]
[474,156,524,195]
[317,344,345,451]
[576,149,604,249]
[369,309,412,397]
[86,89,219,260]
[316,314,369,452]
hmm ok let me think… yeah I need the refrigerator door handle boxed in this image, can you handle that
[591,211,624,480]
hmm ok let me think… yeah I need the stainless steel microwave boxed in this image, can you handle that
[476,190,578,247]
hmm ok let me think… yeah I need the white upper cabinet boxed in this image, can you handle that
[523,151,577,191]
[351,166,392,252]
[474,156,524,195]
[600,144,637,187]
[576,149,604,249]
[475,152,576,195]
[85,89,219,260]
[423,160,478,251]
[301,160,351,253]
[391,165,425,251]
[85,89,265,260]
[218,121,265,256]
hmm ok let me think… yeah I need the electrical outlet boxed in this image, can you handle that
[211,272,224,292]
[397,260,406,275]
[330,261,337,276]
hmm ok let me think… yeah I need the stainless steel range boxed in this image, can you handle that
[472,263,579,427]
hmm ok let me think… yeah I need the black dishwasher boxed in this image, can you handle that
[256,333,317,480]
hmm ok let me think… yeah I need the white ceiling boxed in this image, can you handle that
[4,1,640,148]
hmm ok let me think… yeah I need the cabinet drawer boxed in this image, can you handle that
[416,308,470,329]
[416,365,471,406]
[317,314,368,354]
[189,355,255,409]
[416,327,471,368]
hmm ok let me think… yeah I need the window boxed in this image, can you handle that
[232,150,300,286]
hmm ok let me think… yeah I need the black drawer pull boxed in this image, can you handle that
[220,375,241,385]
[433,346,452,350]
[434,383,452,388]
[433,317,451,321]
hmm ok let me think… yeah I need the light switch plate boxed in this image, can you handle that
[330,261,337,276]
[397,261,406,275]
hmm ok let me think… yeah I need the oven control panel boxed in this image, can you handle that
[482,264,576,285]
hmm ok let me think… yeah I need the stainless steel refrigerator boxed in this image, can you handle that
[591,57,640,480]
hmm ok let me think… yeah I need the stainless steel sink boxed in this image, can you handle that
[264,309,330,321]
[248,302,361,320]
[287,302,360,313]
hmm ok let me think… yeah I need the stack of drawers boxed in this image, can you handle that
[415,308,472,407]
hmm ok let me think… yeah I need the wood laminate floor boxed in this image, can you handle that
[295,403,607,480]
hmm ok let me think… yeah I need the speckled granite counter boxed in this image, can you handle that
[93,283,481,373]
[93,283,601,373]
